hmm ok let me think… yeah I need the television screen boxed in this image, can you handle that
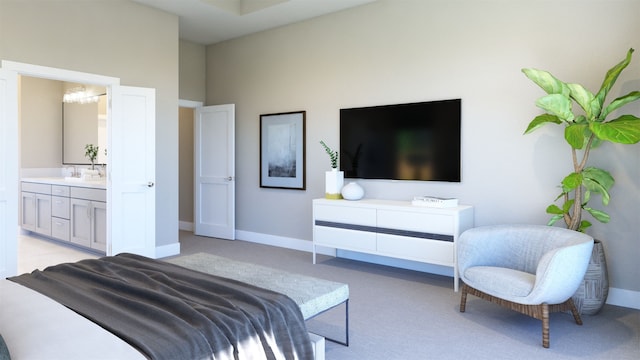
[340,99,461,182]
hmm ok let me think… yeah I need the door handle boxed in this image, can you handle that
[147,181,155,188]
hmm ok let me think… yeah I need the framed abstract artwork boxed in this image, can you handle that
[260,111,306,190]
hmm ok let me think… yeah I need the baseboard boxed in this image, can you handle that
[235,230,335,256]
[607,287,640,310]
[155,242,180,258]
[233,230,640,310]
[179,221,194,231]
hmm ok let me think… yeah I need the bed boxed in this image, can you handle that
[0,253,316,360]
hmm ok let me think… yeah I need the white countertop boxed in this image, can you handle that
[21,177,106,189]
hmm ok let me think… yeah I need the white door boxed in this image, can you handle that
[109,86,156,257]
[0,69,18,278]
[194,104,235,239]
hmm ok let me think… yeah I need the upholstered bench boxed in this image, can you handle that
[167,252,349,346]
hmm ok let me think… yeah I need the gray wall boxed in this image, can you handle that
[179,40,206,103]
[1,0,180,248]
[205,0,640,293]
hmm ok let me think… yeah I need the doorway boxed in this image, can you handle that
[178,104,197,231]
[1,61,158,278]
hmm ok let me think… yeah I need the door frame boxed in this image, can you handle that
[1,61,119,273]
[178,99,203,232]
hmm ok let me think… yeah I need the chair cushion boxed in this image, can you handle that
[464,266,535,299]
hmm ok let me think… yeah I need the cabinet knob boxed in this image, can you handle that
[147,181,155,188]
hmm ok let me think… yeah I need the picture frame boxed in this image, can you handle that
[260,111,306,190]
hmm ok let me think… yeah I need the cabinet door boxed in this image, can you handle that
[91,201,107,252]
[70,198,91,248]
[34,194,51,236]
[20,192,36,231]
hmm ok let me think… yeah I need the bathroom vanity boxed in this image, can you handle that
[20,178,106,253]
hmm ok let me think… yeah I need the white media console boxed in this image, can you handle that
[312,198,474,291]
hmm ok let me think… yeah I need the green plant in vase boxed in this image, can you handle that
[320,140,339,169]
[85,144,99,170]
[522,48,640,232]
[320,140,343,199]
[523,48,640,315]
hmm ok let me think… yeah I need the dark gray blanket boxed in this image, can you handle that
[9,253,313,360]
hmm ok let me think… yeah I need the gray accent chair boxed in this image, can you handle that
[457,224,594,348]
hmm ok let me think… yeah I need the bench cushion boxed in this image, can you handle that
[167,253,349,320]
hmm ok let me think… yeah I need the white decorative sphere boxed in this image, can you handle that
[341,182,364,200]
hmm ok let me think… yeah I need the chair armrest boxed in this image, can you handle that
[524,240,593,304]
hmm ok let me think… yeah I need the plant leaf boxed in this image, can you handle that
[564,123,588,149]
[524,114,562,134]
[582,190,591,205]
[547,214,564,226]
[601,91,640,120]
[578,220,592,232]
[546,204,564,215]
[594,48,634,109]
[584,207,611,223]
[536,94,574,122]
[583,167,614,205]
[590,115,640,144]
[522,68,571,95]
[568,83,595,118]
[562,199,575,213]
[561,172,582,192]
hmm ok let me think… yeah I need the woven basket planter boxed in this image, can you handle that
[572,239,609,315]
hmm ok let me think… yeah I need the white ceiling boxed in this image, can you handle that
[132,0,376,45]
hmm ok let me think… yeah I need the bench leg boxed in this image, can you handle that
[319,299,349,347]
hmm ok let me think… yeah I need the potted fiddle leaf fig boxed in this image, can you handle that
[522,48,640,232]
[522,48,640,314]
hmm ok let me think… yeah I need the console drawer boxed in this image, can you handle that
[377,233,454,265]
[314,226,376,252]
[377,210,454,235]
[314,204,376,226]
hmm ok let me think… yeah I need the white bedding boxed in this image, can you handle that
[0,279,144,360]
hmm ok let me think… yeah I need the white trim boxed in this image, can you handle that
[179,221,194,231]
[236,230,331,255]
[179,99,203,108]
[1,60,120,86]
[607,287,640,310]
[155,242,180,259]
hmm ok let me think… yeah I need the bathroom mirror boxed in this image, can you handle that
[62,94,107,165]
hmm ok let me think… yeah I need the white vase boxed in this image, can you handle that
[325,169,344,199]
[341,182,364,200]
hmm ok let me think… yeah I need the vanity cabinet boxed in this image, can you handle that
[51,185,71,241]
[20,182,52,236]
[21,180,106,254]
[70,187,107,252]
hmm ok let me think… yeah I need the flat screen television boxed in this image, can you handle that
[340,98,461,182]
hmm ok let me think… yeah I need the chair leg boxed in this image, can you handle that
[459,283,468,313]
[567,298,583,325]
[541,303,550,348]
